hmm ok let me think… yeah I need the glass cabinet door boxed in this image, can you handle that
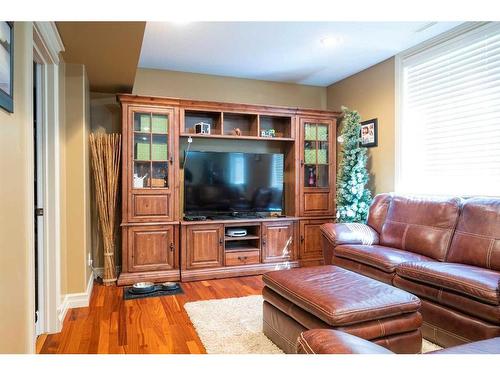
[133,111,170,189]
[303,122,329,188]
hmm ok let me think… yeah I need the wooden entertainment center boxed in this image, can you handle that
[117,94,340,285]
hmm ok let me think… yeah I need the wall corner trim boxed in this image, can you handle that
[33,22,65,64]
[57,272,94,326]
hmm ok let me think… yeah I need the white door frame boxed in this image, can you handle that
[34,62,45,335]
[32,22,65,335]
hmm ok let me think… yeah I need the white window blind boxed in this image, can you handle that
[397,23,500,196]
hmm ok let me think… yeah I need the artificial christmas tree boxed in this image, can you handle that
[336,107,372,223]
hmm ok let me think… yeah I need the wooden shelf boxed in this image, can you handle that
[225,244,260,253]
[224,235,260,241]
[180,133,294,142]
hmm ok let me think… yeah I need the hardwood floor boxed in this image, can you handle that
[37,276,264,354]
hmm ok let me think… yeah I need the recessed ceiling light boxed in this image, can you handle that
[320,36,343,47]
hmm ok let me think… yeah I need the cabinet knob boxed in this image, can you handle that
[300,235,304,243]
[169,243,174,252]
[262,239,266,246]
[300,160,304,167]
[219,237,223,246]
[169,155,173,164]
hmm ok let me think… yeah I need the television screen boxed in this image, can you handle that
[184,151,284,215]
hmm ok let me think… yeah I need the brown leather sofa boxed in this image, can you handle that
[321,194,500,348]
[296,329,500,354]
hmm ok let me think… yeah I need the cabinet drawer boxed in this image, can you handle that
[225,251,260,266]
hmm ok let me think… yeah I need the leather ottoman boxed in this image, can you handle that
[262,265,423,354]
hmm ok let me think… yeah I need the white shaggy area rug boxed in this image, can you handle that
[184,295,283,354]
[184,295,441,354]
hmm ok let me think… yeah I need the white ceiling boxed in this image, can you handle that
[139,22,462,87]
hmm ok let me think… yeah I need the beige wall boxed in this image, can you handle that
[0,23,35,353]
[133,68,327,109]
[62,64,92,294]
[327,58,395,194]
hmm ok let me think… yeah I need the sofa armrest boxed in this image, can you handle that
[296,329,393,354]
[320,223,379,246]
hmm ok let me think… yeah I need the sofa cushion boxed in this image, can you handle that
[429,337,500,354]
[446,197,500,271]
[379,195,461,261]
[393,275,500,324]
[335,244,433,273]
[396,261,500,305]
[297,329,394,354]
[367,193,392,234]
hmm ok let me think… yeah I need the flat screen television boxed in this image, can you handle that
[184,151,284,215]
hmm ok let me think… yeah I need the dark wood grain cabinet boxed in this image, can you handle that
[118,100,180,285]
[185,224,224,269]
[261,221,295,263]
[117,94,339,283]
[299,219,333,265]
[298,117,336,217]
[127,224,177,272]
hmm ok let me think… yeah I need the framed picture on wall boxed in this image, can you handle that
[0,21,14,113]
[360,118,378,147]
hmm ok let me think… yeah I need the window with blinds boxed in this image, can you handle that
[397,23,500,196]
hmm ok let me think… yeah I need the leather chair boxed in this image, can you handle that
[297,329,500,354]
[321,194,500,348]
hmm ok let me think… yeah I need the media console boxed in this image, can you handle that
[116,94,340,285]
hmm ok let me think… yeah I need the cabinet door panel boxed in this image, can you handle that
[128,225,176,272]
[133,194,170,217]
[299,219,333,261]
[186,224,224,269]
[303,192,330,213]
[262,222,295,263]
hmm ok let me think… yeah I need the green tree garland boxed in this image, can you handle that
[336,107,372,223]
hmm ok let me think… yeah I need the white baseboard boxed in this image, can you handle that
[92,266,121,279]
[58,271,94,325]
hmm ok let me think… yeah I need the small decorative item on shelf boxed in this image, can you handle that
[232,127,242,136]
[194,121,211,134]
[152,143,168,161]
[151,178,166,188]
[261,129,276,137]
[308,167,316,187]
[151,165,168,188]
[133,173,148,188]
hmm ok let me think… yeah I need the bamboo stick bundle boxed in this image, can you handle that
[89,133,121,285]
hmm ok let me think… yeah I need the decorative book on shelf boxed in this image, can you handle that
[136,143,150,160]
[152,115,168,134]
[152,143,168,161]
